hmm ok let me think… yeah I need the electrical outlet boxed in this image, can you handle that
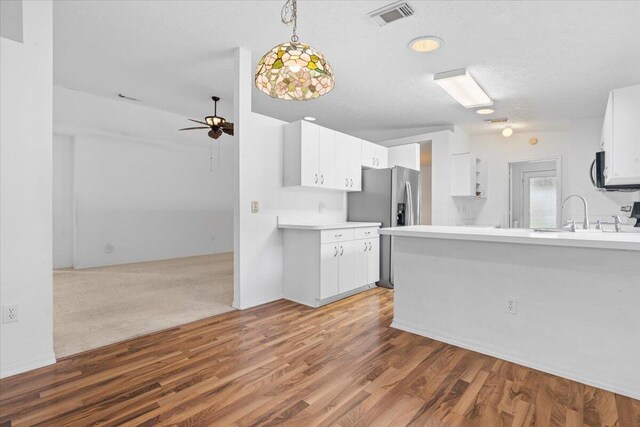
[251,201,259,214]
[505,297,517,315]
[2,304,19,323]
[104,243,114,254]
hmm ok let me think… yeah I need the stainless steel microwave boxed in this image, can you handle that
[590,151,640,191]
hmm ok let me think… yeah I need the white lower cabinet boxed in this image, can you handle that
[283,226,380,308]
[353,237,380,292]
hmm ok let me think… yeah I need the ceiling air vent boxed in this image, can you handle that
[484,118,509,124]
[368,1,415,26]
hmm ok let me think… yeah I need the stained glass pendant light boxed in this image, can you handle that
[255,0,334,101]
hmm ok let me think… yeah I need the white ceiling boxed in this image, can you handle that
[53,1,640,138]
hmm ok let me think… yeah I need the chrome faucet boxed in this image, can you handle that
[611,215,623,232]
[561,194,589,230]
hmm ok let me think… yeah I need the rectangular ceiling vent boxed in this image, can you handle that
[368,1,415,26]
[484,118,509,123]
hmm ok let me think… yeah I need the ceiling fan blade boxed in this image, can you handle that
[179,126,209,131]
[189,118,209,126]
[221,122,234,136]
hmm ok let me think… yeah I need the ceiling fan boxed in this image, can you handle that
[179,96,234,139]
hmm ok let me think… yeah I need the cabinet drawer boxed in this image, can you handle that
[320,228,354,243]
[353,227,379,240]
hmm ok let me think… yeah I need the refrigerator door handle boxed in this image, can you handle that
[405,181,414,226]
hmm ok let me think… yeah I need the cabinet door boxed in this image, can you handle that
[320,243,339,299]
[367,238,380,284]
[376,145,388,169]
[338,240,355,294]
[318,127,335,188]
[349,138,362,191]
[353,239,369,289]
[334,132,351,190]
[300,122,320,187]
[361,140,375,168]
[451,153,474,196]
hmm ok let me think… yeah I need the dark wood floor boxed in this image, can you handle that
[1,288,638,426]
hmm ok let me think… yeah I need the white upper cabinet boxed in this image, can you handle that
[602,84,640,186]
[451,153,486,198]
[318,126,335,188]
[361,140,388,169]
[284,121,361,191]
[335,131,362,191]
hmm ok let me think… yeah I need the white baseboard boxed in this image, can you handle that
[233,293,284,310]
[392,319,640,400]
[0,353,57,379]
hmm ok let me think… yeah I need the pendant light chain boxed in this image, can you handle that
[281,0,298,43]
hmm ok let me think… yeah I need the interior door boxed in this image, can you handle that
[300,122,320,187]
[320,243,339,299]
[338,240,355,293]
[318,127,335,188]
[368,238,380,284]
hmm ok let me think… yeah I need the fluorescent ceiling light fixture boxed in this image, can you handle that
[502,127,513,137]
[303,116,316,121]
[409,36,443,53]
[476,108,494,115]
[433,68,493,108]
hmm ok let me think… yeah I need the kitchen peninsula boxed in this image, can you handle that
[379,225,640,399]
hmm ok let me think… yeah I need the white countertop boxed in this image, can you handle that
[278,221,381,230]
[379,225,640,251]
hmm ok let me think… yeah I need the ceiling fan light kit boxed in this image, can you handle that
[179,96,234,140]
[255,0,335,101]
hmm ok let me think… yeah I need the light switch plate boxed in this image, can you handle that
[251,201,259,214]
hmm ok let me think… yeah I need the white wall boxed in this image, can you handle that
[54,87,234,268]
[53,135,74,268]
[464,118,639,227]
[233,48,346,309]
[0,0,56,378]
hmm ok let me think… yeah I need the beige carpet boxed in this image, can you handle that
[53,253,234,358]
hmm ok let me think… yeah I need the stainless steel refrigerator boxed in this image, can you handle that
[348,166,421,288]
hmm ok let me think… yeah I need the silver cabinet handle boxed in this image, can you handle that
[334,246,338,257]
[314,173,318,183]
[364,231,370,235]
[368,241,372,251]
[320,174,324,184]
[340,246,344,256]
[345,178,349,187]
[364,242,368,251]
[372,156,375,165]
[350,178,353,187]
[334,234,342,238]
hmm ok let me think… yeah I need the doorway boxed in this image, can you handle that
[509,159,561,229]
[419,141,432,224]
[52,130,235,358]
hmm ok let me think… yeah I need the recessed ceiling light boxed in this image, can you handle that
[502,127,514,137]
[476,108,494,115]
[304,116,316,121]
[409,36,443,53]
[434,68,493,108]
